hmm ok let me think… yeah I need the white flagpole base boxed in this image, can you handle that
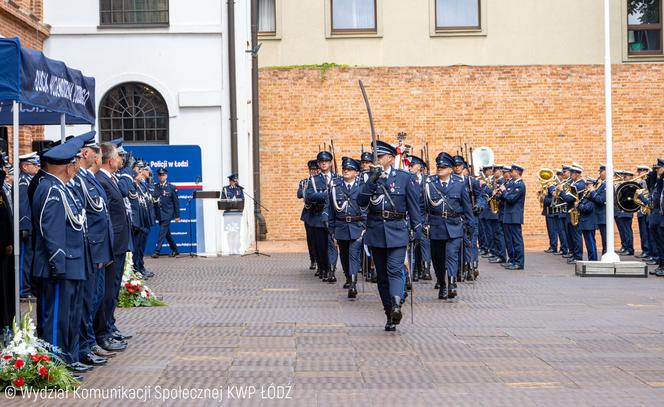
[601,252,621,263]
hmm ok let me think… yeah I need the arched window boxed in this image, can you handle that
[99,82,169,144]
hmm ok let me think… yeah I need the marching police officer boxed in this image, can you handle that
[304,151,338,282]
[500,165,526,270]
[152,168,180,258]
[408,155,432,281]
[298,160,319,271]
[358,141,422,331]
[423,152,473,300]
[645,159,664,275]
[329,157,366,298]
[32,138,88,369]
[359,151,377,282]
[18,152,40,299]
[222,174,245,200]
[452,155,484,280]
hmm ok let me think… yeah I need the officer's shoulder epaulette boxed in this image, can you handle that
[451,174,463,182]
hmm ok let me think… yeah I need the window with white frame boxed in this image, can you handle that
[331,0,377,33]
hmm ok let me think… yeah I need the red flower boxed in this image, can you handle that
[146,291,150,297]
[13,377,25,387]
[30,355,40,362]
[39,355,50,362]
[14,359,25,369]
[2,355,12,360]
[38,366,48,377]
[127,288,136,294]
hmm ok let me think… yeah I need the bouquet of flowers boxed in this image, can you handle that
[118,252,166,308]
[0,309,79,391]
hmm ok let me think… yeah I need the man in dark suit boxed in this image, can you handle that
[94,142,130,352]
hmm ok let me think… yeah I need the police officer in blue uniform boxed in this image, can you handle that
[32,138,88,370]
[304,151,338,282]
[578,179,598,261]
[452,155,484,280]
[129,160,152,277]
[645,159,664,275]
[500,165,526,270]
[588,165,607,255]
[17,152,40,299]
[359,152,377,283]
[222,174,245,200]
[559,164,586,264]
[479,166,494,257]
[358,141,422,331]
[615,170,635,256]
[69,132,116,365]
[0,152,15,328]
[635,165,651,258]
[329,157,366,298]
[486,166,507,264]
[152,168,180,257]
[408,155,432,281]
[298,160,319,271]
[423,152,473,300]
[543,173,559,254]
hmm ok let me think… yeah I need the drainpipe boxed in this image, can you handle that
[227,0,238,174]
[251,0,267,240]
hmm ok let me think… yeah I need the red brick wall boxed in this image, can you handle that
[1,0,49,155]
[259,64,664,250]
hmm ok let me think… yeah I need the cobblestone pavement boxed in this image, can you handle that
[8,252,664,406]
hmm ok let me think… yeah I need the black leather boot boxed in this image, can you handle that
[309,260,317,270]
[348,274,358,299]
[438,283,448,300]
[448,277,457,299]
[421,262,432,280]
[369,265,377,283]
[327,267,337,283]
[384,310,396,331]
[343,271,351,289]
[473,265,479,279]
[413,265,420,282]
[391,296,402,325]
[315,266,321,277]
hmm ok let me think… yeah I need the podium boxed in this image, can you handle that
[193,191,220,256]
[218,199,246,255]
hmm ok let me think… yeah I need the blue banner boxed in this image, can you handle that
[0,37,95,125]
[125,145,203,255]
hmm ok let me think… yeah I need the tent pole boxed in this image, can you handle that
[60,113,66,142]
[12,101,21,323]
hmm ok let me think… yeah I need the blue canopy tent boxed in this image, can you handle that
[0,37,96,322]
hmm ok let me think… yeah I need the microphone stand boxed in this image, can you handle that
[242,190,270,257]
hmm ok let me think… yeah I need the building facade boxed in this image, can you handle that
[0,0,50,153]
[257,0,664,249]
[42,0,256,255]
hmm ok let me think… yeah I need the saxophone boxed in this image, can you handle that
[488,177,500,214]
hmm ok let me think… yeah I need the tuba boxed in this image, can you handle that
[537,168,557,209]
[615,172,649,213]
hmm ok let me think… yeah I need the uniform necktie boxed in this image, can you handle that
[442,181,448,189]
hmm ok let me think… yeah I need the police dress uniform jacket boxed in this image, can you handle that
[297,178,311,224]
[96,170,130,256]
[304,172,338,228]
[423,174,474,240]
[129,180,151,234]
[153,181,180,222]
[577,193,597,231]
[328,177,366,241]
[18,172,32,233]
[484,177,503,221]
[31,173,86,281]
[222,185,245,200]
[588,180,607,225]
[357,168,422,248]
[72,169,114,265]
[502,178,526,224]
[543,184,558,217]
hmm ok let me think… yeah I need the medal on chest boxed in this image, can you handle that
[389,182,396,193]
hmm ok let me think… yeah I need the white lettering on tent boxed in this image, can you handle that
[31,69,90,107]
